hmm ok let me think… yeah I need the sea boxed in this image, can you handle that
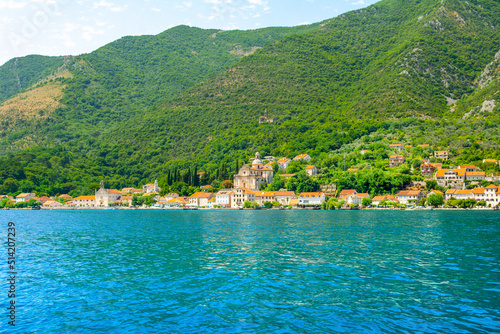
[1,210,499,333]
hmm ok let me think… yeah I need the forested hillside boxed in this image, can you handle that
[0,0,499,197]
[0,24,320,152]
[0,55,67,103]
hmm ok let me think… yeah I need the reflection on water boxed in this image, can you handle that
[1,210,499,333]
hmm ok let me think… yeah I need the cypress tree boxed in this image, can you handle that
[193,166,199,187]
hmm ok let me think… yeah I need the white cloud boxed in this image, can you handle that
[351,0,366,5]
[81,25,105,41]
[0,1,27,9]
[93,0,127,12]
[151,7,161,12]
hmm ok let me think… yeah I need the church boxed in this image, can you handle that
[233,153,274,191]
[95,180,122,206]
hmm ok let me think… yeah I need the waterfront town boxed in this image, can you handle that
[2,148,499,210]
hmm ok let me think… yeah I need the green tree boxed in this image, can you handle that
[361,197,372,207]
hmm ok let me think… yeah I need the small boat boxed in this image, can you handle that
[32,205,41,210]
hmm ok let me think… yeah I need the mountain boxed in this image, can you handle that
[0,24,320,153]
[112,0,500,161]
[0,55,68,103]
[0,0,499,196]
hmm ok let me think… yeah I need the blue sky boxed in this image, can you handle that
[0,0,379,66]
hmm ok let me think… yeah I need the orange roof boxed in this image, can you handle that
[389,143,403,147]
[430,163,442,169]
[347,168,359,172]
[454,190,473,195]
[197,172,205,175]
[436,169,466,177]
[59,194,72,198]
[398,190,422,196]
[275,191,295,196]
[121,196,133,200]
[483,159,498,163]
[280,174,296,178]
[459,165,478,169]
[486,184,499,189]
[431,190,444,195]
[190,192,213,198]
[473,188,485,194]
[435,151,448,154]
[255,191,276,197]
[201,185,214,189]
[294,154,310,159]
[278,158,291,163]
[108,189,122,194]
[74,196,95,200]
[357,193,369,198]
[299,192,324,198]
[166,197,185,203]
[372,196,387,201]
[467,172,485,176]
[445,189,456,194]
[16,193,35,198]
[305,165,316,169]
[418,144,430,147]
[390,155,405,159]
[339,189,356,196]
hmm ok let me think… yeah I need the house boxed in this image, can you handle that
[121,188,135,194]
[372,195,397,206]
[143,179,161,194]
[430,163,443,170]
[277,158,292,170]
[258,109,275,123]
[435,169,466,186]
[360,150,371,155]
[233,153,274,191]
[483,159,499,165]
[305,165,318,176]
[164,197,188,208]
[347,168,359,172]
[420,164,436,175]
[254,191,276,206]
[449,189,475,201]
[120,196,133,207]
[95,181,122,207]
[15,193,36,203]
[231,188,255,208]
[339,189,357,199]
[215,190,233,208]
[188,192,214,207]
[294,154,312,162]
[197,172,205,178]
[42,200,63,208]
[389,155,405,167]
[164,193,179,201]
[34,196,51,204]
[389,143,405,152]
[73,196,96,207]
[427,190,444,197]
[274,191,296,206]
[466,171,486,181]
[396,190,424,205]
[201,185,214,191]
[59,194,72,200]
[445,189,456,201]
[356,193,370,205]
[280,174,296,180]
[458,165,480,173]
[298,192,325,205]
[483,185,500,206]
[398,190,424,205]
[418,144,430,148]
[435,151,449,160]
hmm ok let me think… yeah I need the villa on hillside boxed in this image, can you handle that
[294,154,311,162]
[305,165,318,176]
[389,155,405,167]
[396,190,424,205]
[277,158,292,170]
[389,144,404,152]
[16,193,36,203]
[435,151,449,160]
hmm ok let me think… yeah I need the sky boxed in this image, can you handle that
[0,0,380,66]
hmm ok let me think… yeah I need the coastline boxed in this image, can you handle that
[3,207,498,211]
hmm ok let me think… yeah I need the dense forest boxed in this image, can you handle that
[0,0,499,197]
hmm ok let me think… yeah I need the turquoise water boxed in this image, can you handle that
[1,210,499,333]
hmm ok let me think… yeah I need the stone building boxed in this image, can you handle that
[233,153,274,191]
[95,180,122,206]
